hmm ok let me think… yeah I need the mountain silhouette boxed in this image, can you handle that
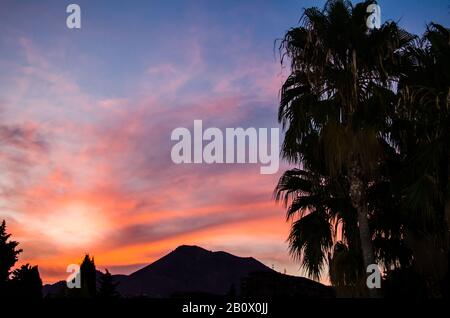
[115,245,271,297]
[43,245,333,298]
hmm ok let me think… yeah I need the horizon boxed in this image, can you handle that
[44,244,275,285]
[0,0,449,285]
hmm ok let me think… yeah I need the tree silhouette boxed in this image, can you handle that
[392,22,450,297]
[0,220,23,296]
[98,269,119,298]
[10,264,43,299]
[276,0,450,298]
[80,254,96,298]
[276,0,414,297]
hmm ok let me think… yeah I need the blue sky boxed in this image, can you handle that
[1,0,448,98]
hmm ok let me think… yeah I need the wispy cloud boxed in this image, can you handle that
[1,18,288,283]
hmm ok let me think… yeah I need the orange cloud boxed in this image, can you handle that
[1,35,295,284]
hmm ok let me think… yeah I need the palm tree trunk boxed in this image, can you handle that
[349,161,378,298]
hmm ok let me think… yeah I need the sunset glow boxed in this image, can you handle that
[0,0,448,285]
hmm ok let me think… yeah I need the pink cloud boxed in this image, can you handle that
[0,35,295,283]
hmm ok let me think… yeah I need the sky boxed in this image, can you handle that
[0,0,449,284]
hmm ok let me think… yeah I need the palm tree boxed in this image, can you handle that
[392,23,450,296]
[275,168,341,280]
[274,165,369,295]
[276,0,414,296]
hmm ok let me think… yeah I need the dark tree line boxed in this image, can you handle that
[0,220,42,299]
[66,254,119,298]
[0,220,119,299]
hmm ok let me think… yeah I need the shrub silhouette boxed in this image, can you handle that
[10,264,43,299]
[98,269,119,298]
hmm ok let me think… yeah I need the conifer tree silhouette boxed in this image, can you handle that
[80,254,96,298]
[0,220,23,297]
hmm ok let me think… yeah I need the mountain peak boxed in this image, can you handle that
[118,245,272,297]
[43,245,333,298]
[174,245,207,252]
